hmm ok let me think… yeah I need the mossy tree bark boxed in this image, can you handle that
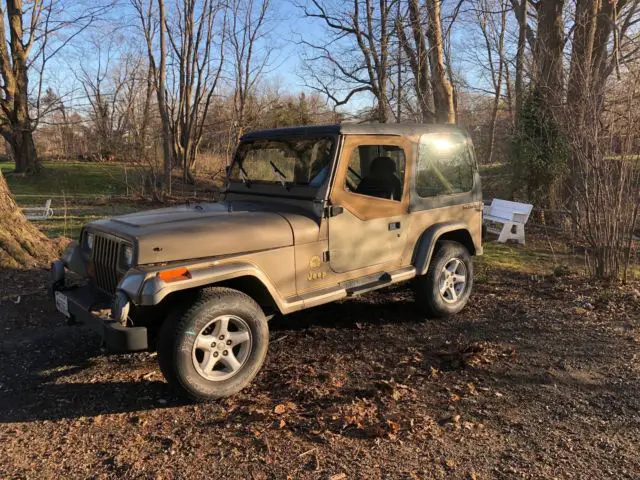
[0,170,55,268]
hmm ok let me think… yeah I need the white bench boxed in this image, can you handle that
[23,199,54,220]
[483,199,533,245]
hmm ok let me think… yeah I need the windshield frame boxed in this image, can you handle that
[226,134,339,199]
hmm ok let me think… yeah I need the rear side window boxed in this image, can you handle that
[345,145,406,201]
[416,133,475,198]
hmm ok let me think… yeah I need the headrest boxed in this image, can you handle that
[370,156,396,175]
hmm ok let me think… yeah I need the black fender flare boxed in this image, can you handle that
[412,221,472,276]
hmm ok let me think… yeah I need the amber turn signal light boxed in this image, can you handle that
[157,267,191,283]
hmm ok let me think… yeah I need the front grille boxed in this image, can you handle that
[92,235,120,294]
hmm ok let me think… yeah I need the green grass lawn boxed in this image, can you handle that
[2,161,134,239]
[475,241,569,277]
[1,161,128,199]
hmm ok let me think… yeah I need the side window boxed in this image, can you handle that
[344,145,406,201]
[416,134,475,198]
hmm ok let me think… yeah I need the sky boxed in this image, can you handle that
[40,0,494,117]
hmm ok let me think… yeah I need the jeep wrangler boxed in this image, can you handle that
[51,123,482,401]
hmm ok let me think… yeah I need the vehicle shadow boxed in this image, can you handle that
[269,284,424,332]
[0,286,429,424]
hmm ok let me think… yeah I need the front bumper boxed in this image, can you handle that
[57,283,148,352]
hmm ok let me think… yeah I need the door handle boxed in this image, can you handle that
[388,221,401,231]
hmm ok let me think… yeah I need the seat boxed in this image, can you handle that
[355,156,402,200]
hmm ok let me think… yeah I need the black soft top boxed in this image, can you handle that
[240,123,467,140]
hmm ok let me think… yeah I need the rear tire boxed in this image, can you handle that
[158,287,269,402]
[414,241,473,317]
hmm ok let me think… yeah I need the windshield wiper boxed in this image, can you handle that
[269,161,289,190]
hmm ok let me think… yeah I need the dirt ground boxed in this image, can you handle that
[1,262,639,479]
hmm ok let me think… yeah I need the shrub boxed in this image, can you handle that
[510,90,570,208]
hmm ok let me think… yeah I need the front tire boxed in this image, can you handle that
[158,287,269,402]
[414,241,473,317]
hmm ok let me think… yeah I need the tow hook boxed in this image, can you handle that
[111,291,131,326]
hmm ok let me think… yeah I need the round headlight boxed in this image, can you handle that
[86,233,94,251]
[122,245,134,268]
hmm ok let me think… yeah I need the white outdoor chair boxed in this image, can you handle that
[23,199,54,220]
[483,199,533,245]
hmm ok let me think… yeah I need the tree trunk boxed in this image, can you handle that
[514,0,527,122]
[534,0,565,110]
[398,0,434,122]
[157,0,173,195]
[0,170,55,268]
[425,0,456,124]
[567,0,604,118]
[7,127,39,174]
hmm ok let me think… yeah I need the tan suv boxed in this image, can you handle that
[51,123,483,401]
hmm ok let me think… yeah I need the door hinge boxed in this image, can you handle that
[322,251,330,262]
[325,205,344,217]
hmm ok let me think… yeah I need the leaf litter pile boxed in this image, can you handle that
[0,264,639,479]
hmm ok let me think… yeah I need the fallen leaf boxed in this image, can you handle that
[364,423,386,438]
[386,419,401,435]
[274,404,286,415]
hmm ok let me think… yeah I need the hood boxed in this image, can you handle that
[90,201,319,264]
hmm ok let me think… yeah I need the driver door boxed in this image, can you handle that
[328,135,412,274]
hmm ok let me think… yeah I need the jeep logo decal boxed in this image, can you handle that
[308,271,327,281]
[309,255,321,269]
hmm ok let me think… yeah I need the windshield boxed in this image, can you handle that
[230,136,335,187]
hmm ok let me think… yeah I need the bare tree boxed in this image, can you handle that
[131,0,174,192]
[396,0,434,122]
[476,0,509,162]
[565,74,640,279]
[165,0,226,182]
[533,0,565,110]
[0,1,106,174]
[299,0,395,123]
[228,0,274,144]
[425,0,456,123]
[557,0,640,279]
[514,0,527,120]
[78,41,153,163]
[78,41,124,160]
